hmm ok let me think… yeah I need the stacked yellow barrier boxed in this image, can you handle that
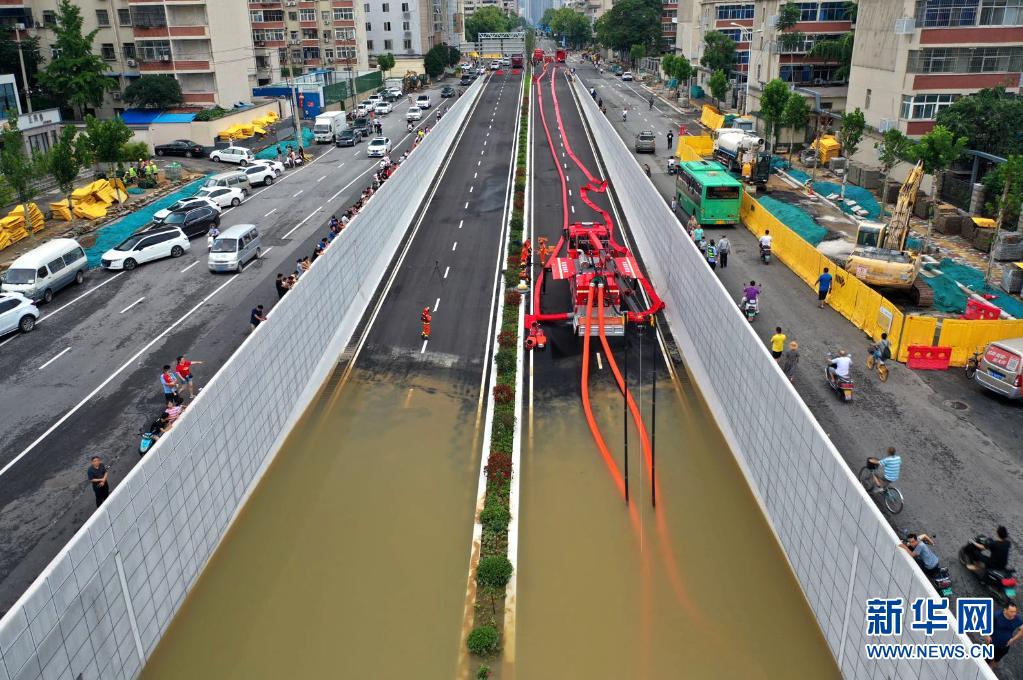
[0,203,45,251]
[69,179,128,220]
[699,104,725,132]
[218,111,280,141]
[937,319,1023,366]
[676,135,713,160]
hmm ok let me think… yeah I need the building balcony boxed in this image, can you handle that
[129,0,207,4]
[139,58,212,72]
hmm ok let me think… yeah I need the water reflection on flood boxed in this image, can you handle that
[512,366,841,679]
[141,371,479,680]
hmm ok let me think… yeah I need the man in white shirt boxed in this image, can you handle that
[759,230,773,249]
[828,350,852,382]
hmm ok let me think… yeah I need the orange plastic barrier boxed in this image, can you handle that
[905,345,952,371]
[963,298,1001,320]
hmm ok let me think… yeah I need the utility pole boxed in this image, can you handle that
[282,48,302,147]
[13,24,33,113]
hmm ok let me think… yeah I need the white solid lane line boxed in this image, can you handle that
[180,261,199,273]
[264,208,278,217]
[0,272,126,349]
[119,297,145,314]
[282,209,322,239]
[434,297,441,312]
[38,347,71,371]
[0,276,236,479]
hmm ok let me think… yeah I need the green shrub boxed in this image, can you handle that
[466,625,501,656]
[497,329,517,349]
[480,503,511,533]
[477,555,514,590]
[194,106,229,122]
[477,663,492,679]
[496,347,516,374]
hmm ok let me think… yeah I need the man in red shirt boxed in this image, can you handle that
[175,354,204,399]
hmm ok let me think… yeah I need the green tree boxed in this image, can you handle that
[935,87,1023,158]
[476,555,513,615]
[911,125,968,250]
[985,155,1023,281]
[0,117,49,239]
[661,54,693,102]
[629,43,647,66]
[775,3,805,73]
[808,32,855,82]
[781,92,810,161]
[82,114,134,174]
[837,107,866,196]
[593,0,661,53]
[48,125,92,217]
[38,0,117,118]
[701,31,737,74]
[424,44,449,78]
[549,9,592,49]
[0,33,44,113]
[465,6,512,41]
[759,79,791,150]
[123,75,183,109]
[874,128,911,217]
[708,70,729,108]
[376,52,395,77]
[446,45,462,67]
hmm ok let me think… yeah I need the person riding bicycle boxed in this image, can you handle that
[870,333,892,366]
[868,446,902,492]
[899,533,941,577]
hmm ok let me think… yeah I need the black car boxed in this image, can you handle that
[336,129,361,147]
[352,116,371,138]
[152,205,220,238]
[154,139,205,158]
[459,75,473,86]
[441,86,455,98]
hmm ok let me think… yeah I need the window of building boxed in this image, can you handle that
[51,48,62,60]
[798,2,818,20]
[715,4,754,20]
[131,6,167,28]
[865,88,872,109]
[335,28,356,40]
[323,10,332,22]
[253,28,286,42]
[900,93,960,120]
[364,3,371,13]
[288,12,298,21]
[980,0,1023,25]
[123,43,136,59]
[720,28,744,42]
[101,43,115,60]
[367,39,374,50]
[402,2,410,10]
[96,9,110,27]
[290,30,299,40]
[403,20,410,30]
[736,50,750,64]
[302,28,318,39]
[384,21,392,30]
[384,39,393,49]
[300,8,316,21]
[907,46,1023,72]
[325,48,335,60]
[292,49,303,61]
[137,40,171,62]
[251,10,285,23]
[366,22,372,31]
[0,80,17,112]
[403,38,412,49]
[42,10,56,26]
[383,3,390,11]
[339,47,357,59]
[915,0,979,28]
[335,8,354,20]
[818,1,852,20]
[303,47,320,60]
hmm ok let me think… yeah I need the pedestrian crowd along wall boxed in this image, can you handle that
[0,78,487,680]
[573,77,994,680]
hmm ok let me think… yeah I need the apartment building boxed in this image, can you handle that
[677,1,853,114]
[463,0,517,22]
[662,0,678,52]
[0,0,258,114]
[250,0,368,84]
[362,0,444,64]
[847,0,1023,137]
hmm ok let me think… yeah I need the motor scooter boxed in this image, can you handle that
[958,536,1018,605]
[760,243,772,264]
[903,534,954,598]
[139,424,158,456]
[740,296,758,322]
[825,353,854,402]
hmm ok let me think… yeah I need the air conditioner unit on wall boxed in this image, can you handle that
[126,58,137,67]
[894,17,915,35]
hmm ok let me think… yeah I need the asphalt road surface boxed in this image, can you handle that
[0,81,463,612]
[575,57,1023,678]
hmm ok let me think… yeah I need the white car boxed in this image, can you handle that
[251,159,285,176]
[196,186,246,208]
[209,146,254,166]
[153,196,220,223]
[0,292,39,335]
[622,71,634,81]
[101,226,191,271]
[357,102,374,116]
[406,106,423,121]
[367,94,384,106]
[416,94,432,109]
[490,61,500,70]
[366,137,392,157]
[374,101,393,115]
[386,86,403,99]
[243,164,277,187]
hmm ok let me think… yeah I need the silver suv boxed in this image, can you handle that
[634,130,656,153]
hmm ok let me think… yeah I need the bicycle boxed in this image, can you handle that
[965,350,982,379]
[858,459,904,514]
[865,345,889,382]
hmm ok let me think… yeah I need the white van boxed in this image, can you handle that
[974,337,1023,399]
[208,224,262,273]
[313,111,348,143]
[203,171,252,196]
[1,238,88,303]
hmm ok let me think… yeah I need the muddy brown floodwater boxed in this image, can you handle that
[140,370,481,680]
[511,359,841,679]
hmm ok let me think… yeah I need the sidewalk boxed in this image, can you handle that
[578,61,1023,679]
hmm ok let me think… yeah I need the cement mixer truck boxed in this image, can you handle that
[713,129,771,190]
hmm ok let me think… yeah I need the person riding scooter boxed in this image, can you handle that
[827,350,853,384]
[740,280,761,313]
[964,526,1012,572]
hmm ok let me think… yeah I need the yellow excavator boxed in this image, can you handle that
[844,161,934,306]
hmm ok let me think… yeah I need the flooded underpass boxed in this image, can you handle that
[511,328,841,679]
[141,369,481,680]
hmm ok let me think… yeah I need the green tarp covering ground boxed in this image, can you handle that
[923,258,1023,317]
[758,195,828,246]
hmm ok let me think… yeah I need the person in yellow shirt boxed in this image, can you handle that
[770,327,786,359]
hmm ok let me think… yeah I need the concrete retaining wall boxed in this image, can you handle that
[0,78,486,680]
[572,78,995,680]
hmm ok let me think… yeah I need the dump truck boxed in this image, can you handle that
[844,161,934,306]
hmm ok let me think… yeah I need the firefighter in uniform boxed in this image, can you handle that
[421,307,432,339]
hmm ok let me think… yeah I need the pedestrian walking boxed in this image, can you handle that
[717,235,731,268]
[88,456,110,508]
[175,354,203,399]
[159,365,179,401]
[250,304,267,331]
[986,603,1023,670]
[770,327,786,359]
[667,130,673,149]
[781,341,800,381]
[816,266,833,309]
[705,239,718,270]
[276,145,283,163]
[670,196,678,213]
[687,213,698,237]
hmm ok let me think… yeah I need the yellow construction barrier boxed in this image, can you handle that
[70,179,128,220]
[676,135,712,161]
[50,202,73,222]
[700,104,725,132]
[896,316,937,362]
[0,202,45,252]
[937,318,1023,367]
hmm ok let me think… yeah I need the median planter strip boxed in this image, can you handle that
[466,68,530,679]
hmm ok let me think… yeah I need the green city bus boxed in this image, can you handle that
[675,160,743,226]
